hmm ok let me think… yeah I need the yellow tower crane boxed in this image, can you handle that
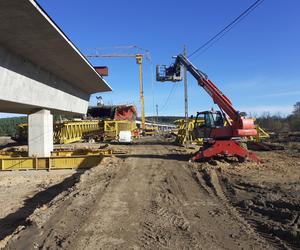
[86,47,149,130]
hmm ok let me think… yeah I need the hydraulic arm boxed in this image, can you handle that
[156,54,260,163]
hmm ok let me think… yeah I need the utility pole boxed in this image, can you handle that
[136,54,145,130]
[184,45,189,146]
[156,104,159,125]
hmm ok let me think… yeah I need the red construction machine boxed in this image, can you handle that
[156,54,260,163]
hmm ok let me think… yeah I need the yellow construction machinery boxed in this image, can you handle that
[54,120,103,144]
[15,120,104,144]
[174,118,204,145]
[174,116,270,146]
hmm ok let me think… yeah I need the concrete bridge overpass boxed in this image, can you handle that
[0,0,112,156]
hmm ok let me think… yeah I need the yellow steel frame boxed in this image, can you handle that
[54,120,103,144]
[17,120,104,144]
[0,155,106,171]
[251,125,270,142]
[175,118,204,145]
[0,148,113,171]
[51,149,113,157]
[104,120,136,141]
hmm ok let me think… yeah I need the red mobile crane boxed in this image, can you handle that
[156,54,260,163]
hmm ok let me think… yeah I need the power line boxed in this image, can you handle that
[188,0,264,58]
[192,0,264,60]
[160,84,178,112]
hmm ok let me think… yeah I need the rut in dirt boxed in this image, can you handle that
[220,172,300,249]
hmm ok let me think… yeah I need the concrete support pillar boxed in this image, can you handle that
[28,109,53,157]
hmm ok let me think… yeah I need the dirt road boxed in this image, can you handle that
[3,137,278,250]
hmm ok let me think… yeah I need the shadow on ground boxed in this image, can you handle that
[116,153,192,162]
[0,141,24,150]
[0,168,88,241]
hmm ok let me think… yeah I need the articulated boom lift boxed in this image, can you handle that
[156,54,260,163]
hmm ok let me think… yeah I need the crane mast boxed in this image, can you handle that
[86,52,146,130]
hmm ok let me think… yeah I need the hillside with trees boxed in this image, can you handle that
[0,116,27,137]
[256,102,300,133]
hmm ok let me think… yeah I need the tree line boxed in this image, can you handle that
[0,114,77,137]
[0,102,299,137]
[256,102,300,133]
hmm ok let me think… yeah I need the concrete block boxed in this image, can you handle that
[28,109,53,157]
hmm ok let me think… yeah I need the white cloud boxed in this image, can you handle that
[256,90,300,98]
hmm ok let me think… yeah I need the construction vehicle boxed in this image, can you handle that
[175,114,271,148]
[156,54,260,163]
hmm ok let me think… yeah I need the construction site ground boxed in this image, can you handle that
[0,136,299,249]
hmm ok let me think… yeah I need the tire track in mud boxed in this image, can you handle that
[134,143,201,249]
[138,174,196,250]
[192,166,274,248]
[214,167,300,250]
[137,139,270,250]
[230,187,300,249]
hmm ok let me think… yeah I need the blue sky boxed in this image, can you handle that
[2,0,300,118]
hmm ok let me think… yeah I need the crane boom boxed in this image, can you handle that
[86,54,137,58]
[156,54,257,137]
[174,55,238,122]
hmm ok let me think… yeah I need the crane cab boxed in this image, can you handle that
[193,111,230,139]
